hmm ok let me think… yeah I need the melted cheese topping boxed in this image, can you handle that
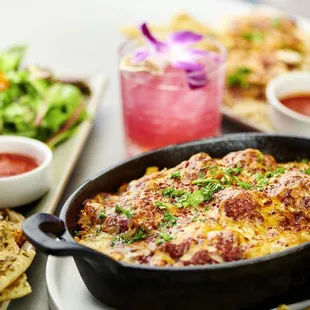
[76,149,310,267]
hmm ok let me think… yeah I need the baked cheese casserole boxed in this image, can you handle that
[76,149,310,266]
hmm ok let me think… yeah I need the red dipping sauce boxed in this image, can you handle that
[0,153,39,178]
[280,93,310,117]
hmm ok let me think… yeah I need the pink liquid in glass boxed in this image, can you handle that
[120,41,226,157]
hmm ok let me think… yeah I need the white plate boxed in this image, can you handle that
[46,256,114,310]
[46,256,310,310]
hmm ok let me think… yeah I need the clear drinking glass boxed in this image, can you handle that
[119,38,227,157]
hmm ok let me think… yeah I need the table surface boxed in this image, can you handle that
[5,0,310,309]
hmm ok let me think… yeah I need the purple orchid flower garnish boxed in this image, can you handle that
[133,23,211,89]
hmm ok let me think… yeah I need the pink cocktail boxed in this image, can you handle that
[120,36,226,157]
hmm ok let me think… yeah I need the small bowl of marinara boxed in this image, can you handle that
[0,136,53,208]
[266,71,310,135]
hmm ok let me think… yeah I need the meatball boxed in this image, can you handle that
[217,188,263,223]
[220,149,277,172]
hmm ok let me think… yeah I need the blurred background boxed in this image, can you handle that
[1,0,308,173]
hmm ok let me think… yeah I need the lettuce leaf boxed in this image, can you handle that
[0,46,26,72]
[41,83,82,132]
[0,45,88,146]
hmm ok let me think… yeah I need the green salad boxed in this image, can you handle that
[0,46,88,148]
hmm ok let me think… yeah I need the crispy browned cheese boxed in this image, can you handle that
[77,149,310,267]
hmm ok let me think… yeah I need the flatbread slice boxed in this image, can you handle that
[0,222,35,292]
[0,273,31,302]
[0,301,9,310]
[0,209,26,247]
[0,209,25,224]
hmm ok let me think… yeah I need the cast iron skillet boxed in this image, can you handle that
[23,134,310,310]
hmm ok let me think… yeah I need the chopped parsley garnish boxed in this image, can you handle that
[188,190,205,206]
[205,206,211,211]
[115,205,134,219]
[228,67,252,88]
[95,225,102,236]
[110,228,147,247]
[265,167,286,178]
[254,167,287,190]
[243,31,264,42]
[161,177,224,210]
[237,180,252,190]
[161,187,193,208]
[223,162,243,175]
[255,172,264,180]
[161,187,174,197]
[175,192,191,208]
[110,236,117,247]
[255,172,269,190]
[192,178,219,185]
[154,201,170,209]
[257,153,264,164]
[209,166,220,176]
[98,211,107,220]
[127,228,147,244]
[184,180,224,207]
[235,67,252,74]
[221,176,230,185]
[74,230,80,237]
[161,210,177,228]
[301,158,309,163]
[200,183,224,201]
[156,232,173,244]
[162,187,186,198]
[305,168,310,175]
[199,172,205,179]
[170,171,181,179]
[256,180,269,190]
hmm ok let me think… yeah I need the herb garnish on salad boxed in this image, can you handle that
[0,45,88,148]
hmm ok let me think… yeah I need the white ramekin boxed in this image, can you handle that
[266,72,310,135]
[0,136,53,208]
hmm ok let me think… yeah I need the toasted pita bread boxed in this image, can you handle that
[0,273,31,302]
[0,209,26,248]
[0,222,35,293]
[0,209,25,224]
[0,301,9,310]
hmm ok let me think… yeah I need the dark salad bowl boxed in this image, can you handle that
[23,134,310,310]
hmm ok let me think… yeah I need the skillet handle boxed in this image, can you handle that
[23,213,96,258]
